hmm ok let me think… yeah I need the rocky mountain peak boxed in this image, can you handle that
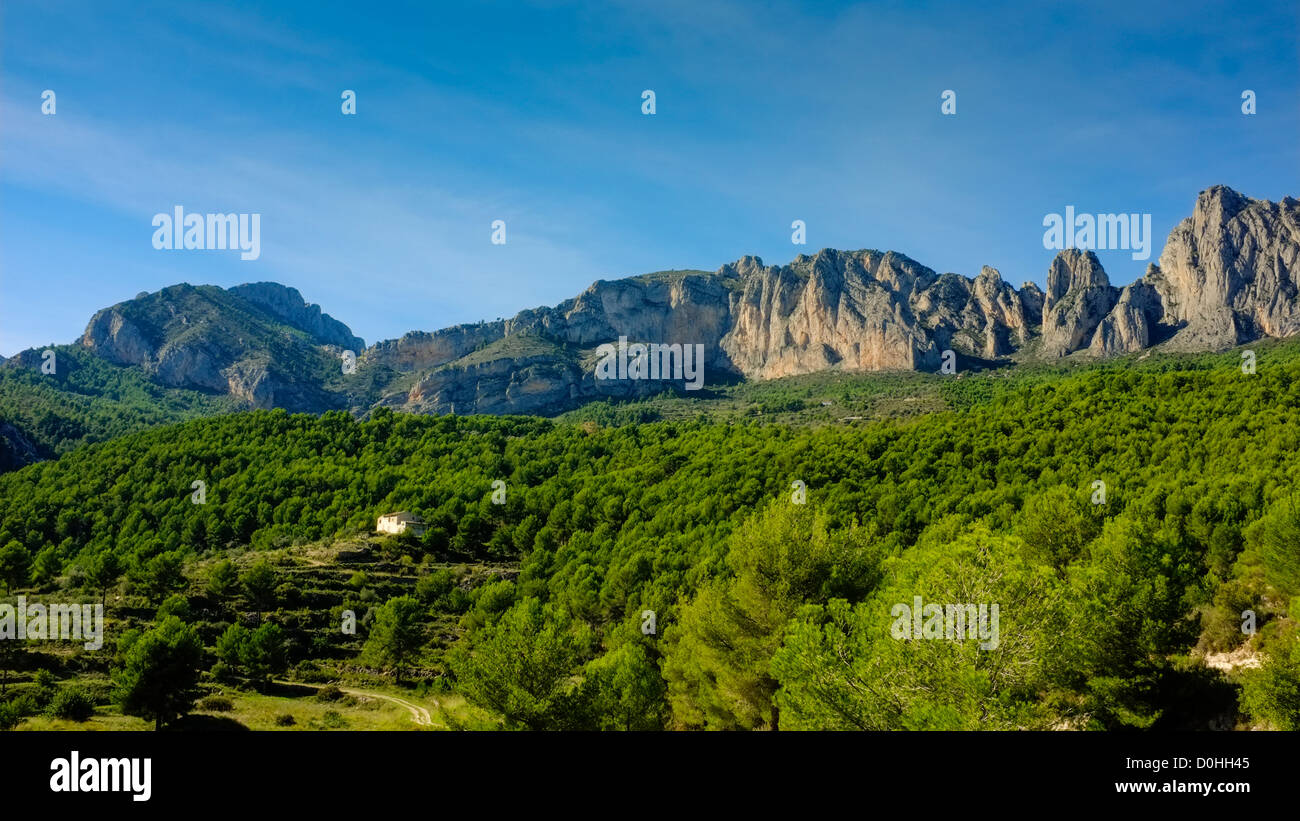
[1195,184,1252,227]
[1044,249,1110,310]
[1155,185,1300,349]
[28,184,1300,418]
[227,282,364,350]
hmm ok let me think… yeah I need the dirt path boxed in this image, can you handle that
[341,687,438,727]
[275,680,442,728]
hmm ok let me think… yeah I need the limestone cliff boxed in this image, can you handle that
[20,185,1300,418]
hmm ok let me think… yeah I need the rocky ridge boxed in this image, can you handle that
[7,185,1298,418]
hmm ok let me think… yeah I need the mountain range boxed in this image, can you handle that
[2,184,1297,470]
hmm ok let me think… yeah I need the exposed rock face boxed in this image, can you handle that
[524,273,734,367]
[82,309,155,367]
[77,283,359,412]
[20,184,1300,419]
[381,250,1053,413]
[1090,280,1164,355]
[403,355,582,415]
[1153,186,1300,349]
[1019,282,1045,321]
[0,420,41,472]
[723,251,943,376]
[967,265,1035,357]
[364,187,1297,412]
[391,273,735,414]
[152,341,227,392]
[227,282,365,350]
[1040,250,1120,358]
[364,324,506,372]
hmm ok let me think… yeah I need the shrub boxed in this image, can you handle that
[33,669,58,695]
[1239,635,1300,730]
[416,570,455,604]
[156,594,192,621]
[9,693,39,717]
[197,695,233,712]
[293,660,332,683]
[274,712,296,726]
[274,582,301,606]
[0,701,20,730]
[47,686,96,722]
[321,710,347,728]
[315,685,344,702]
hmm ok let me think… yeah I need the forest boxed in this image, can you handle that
[0,340,1298,730]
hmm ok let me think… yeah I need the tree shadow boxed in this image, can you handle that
[168,713,251,732]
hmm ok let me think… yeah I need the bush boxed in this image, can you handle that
[274,712,296,726]
[1239,635,1300,729]
[156,594,192,621]
[209,661,237,683]
[9,693,39,717]
[315,684,344,702]
[0,701,20,730]
[321,710,347,728]
[274,582,301,606]
[416,570,455,604]
[292,660,332,683]
[197,695,233,712]
[47,686,96,722]
[33,669,58,696]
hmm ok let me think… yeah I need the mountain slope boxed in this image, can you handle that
[79,282,365,410]
[368,185,1298,413]
[2,337,1298,729]
[1,185,1297,468]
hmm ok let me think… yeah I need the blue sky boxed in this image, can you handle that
[2,0,1297,356]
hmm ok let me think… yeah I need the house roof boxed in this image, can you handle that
[380,511,423,521]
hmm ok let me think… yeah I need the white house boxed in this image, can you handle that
[376,511,426,536]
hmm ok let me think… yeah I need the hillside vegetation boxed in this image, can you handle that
[1,341,1298,730]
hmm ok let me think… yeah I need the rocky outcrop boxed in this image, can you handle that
[223,358,329,411]
[402,355,583,415]
[723,250,943,376]
[1153,186,1300,349]
[152,342,227,392]
[364,324,506,372]
[82,308,156,366]
[1090,280,1164,355]
[967,265,1035,357]
[0,420,41,472]
[227,282,365,350]
[365,187,1297,412]
[1019,282,1045,322]
[24,184,1300,419]
[1040,250,1119,358]
[76,283,359,411]
[525,272,734,367]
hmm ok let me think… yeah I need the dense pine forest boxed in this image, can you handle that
[1,340,1298,730]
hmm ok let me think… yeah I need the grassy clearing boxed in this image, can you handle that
[17,711,152,731]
